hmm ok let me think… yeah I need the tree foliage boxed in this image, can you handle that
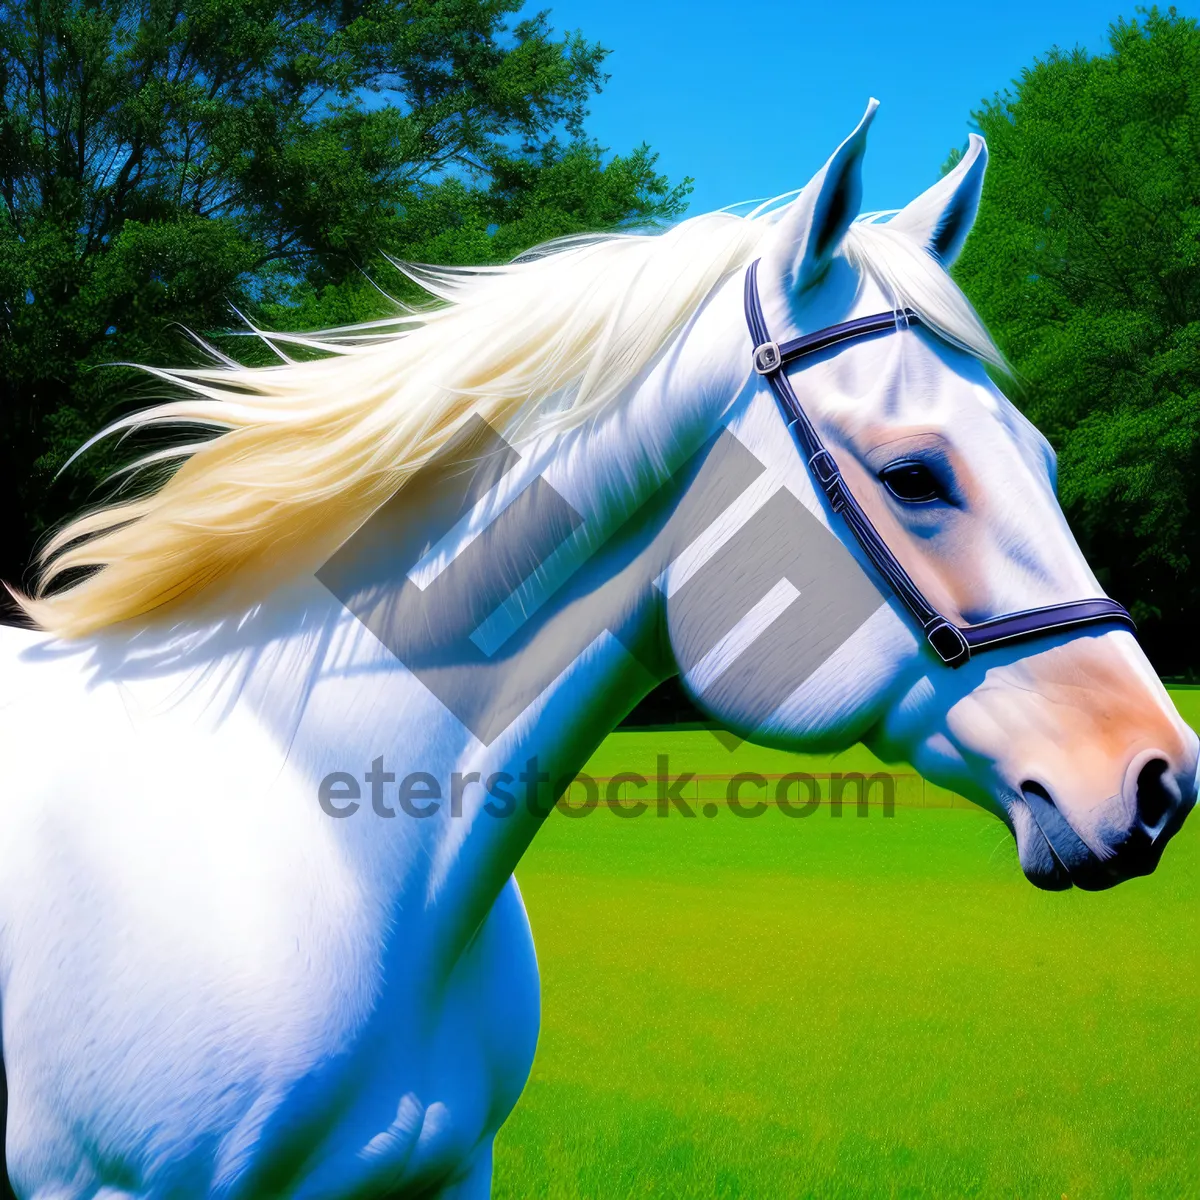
[951,6,1200,670]
[0,0,688,593]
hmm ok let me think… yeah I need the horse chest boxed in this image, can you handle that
[281,876,542,1198]
[0,677,542,1199]
[2,849,538,1198]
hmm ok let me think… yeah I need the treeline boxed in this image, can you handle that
[1,2,1197,677]
[0,0,687,603]
[950,7,1200,675]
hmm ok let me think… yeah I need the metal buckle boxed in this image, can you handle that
[752,341,782,375]
[925,619,970,667]
[807,449,844,511]
[808,449,839,486]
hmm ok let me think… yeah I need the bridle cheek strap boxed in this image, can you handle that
[743,259,1135,667]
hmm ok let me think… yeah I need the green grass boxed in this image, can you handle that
[493,694,1200,1198]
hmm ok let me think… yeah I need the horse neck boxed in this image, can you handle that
[222,270,750,964]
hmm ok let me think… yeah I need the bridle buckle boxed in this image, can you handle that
[808,449,839,486]
[924,619,971,667]
[807,448,846,512]
[752,341,782,375]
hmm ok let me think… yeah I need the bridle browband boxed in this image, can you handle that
[743,258,1135,667]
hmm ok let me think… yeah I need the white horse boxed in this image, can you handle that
[0,101,1195,1198]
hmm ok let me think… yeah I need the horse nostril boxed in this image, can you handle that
[1134,757,1174,832]
[1021,780,1053,806]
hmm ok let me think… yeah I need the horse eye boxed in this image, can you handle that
[879,459,943,504]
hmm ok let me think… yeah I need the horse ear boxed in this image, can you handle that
[887,133,988,265]
[764,98,878,294]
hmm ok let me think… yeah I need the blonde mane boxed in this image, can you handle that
[12,209,1001,639]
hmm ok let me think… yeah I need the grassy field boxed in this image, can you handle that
[493,692,1200,1198]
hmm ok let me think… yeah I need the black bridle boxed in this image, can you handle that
[743,258,1135,667]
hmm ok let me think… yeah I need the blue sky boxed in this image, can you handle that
[534,0,1199,215]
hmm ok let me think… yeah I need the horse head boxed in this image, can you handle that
[668,102,1197,889]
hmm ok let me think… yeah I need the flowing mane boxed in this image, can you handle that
[11,209,1001,639]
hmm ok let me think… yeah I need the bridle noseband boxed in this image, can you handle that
[743,259,1135,667]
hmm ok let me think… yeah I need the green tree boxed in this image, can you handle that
[950,6,1200,670]
[0,0,688,596]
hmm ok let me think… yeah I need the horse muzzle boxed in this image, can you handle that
[1010,747,1198,891]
